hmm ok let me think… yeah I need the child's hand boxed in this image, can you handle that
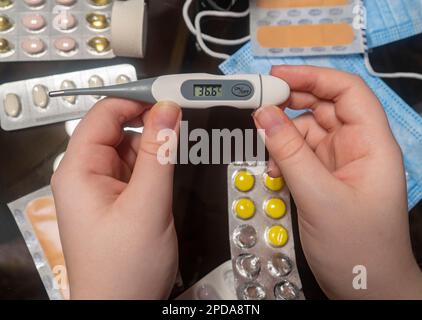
[254,65,422,299]
[51,98,182,299]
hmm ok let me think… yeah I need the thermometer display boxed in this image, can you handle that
[194,84,223,97]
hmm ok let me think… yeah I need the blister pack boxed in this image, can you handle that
[7,185,68,300]
[0,63,137,131]
[176,261,236,300]
[250,0,365,57]
[227,162,304,300]
[0,0,115,62]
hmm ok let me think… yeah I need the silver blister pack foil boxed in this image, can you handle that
[0,63,137,130]
[227,162,304,300]
[0,0,115,61]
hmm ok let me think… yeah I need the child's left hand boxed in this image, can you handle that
[51,98,182,299]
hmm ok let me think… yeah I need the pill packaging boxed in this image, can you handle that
[176,260,237,300]
[0,0,115,61]
[0,63,137,131]
[227,162,304,300]
[8,185,67,300]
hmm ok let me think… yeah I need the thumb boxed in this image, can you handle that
[254,106,341,213]
[124,101,182,212]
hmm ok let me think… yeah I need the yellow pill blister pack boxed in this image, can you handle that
[227,162,304,300]
[250,0,365,57]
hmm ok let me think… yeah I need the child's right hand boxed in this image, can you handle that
[253,65,422,299]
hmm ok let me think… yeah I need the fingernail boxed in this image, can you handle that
[152,101,181,130]
[254,106,286,137]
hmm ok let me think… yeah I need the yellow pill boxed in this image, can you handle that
[90,0,110,6]
[264,198,286,219]
[0,15,13,32]
[267,225,288,247]
[234,198,255,220]
[0,0,12,9]
[263,173,284,191]
[234,170,255,192]
[0,38,11,54]
[87,36,110,53]
[86,13,109,30]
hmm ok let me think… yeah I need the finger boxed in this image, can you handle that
[267,157,281,178]
[254,106,346,214]
[123,101,182,213]
[288,92,342,131]
[116,132,141,172]
[69,98,150,149]
[292,112,328,151]
[271,65,386,125]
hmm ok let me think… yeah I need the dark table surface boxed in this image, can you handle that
[0,0,421,300]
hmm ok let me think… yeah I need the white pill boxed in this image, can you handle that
[60,80,77,104]
[116,74,130,84]
[32,84,49,108]
[88,75,104,99]
[4,93,22,118]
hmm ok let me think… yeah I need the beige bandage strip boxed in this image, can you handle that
[257,23,355,48]
[256,0,348,8]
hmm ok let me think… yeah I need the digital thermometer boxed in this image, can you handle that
[49,74,290,109]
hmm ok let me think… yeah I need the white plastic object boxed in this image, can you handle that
[111,0,147,58]
[176,260,236,300]
[151,74,290,109]
[50,73,291,110]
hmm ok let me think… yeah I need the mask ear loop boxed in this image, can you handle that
[183,0,250,60]
[194,9,250,60]
[358,1,422,80]
[364,51,422,81]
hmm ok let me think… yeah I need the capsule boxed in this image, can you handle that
[88,75,104,99]
[60,80,77,104]
[116,74,130,85]
[0,15,13,32]
[90,0,111,6]
[0,0,13,9]
[86,13,109,30]
[4,93,22,118]
[87,36,110,54]
[32,84,49,109]
[0,38,11,54]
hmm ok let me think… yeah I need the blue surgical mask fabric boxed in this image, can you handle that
[220,43,422,210]
[365,0,422,49]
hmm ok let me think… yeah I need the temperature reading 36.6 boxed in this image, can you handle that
[194,84,223,97]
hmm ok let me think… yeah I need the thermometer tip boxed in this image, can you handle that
[48,90,65,98]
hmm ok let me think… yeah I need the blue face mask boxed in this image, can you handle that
[220,43,422,210]
[365,0,422,49]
